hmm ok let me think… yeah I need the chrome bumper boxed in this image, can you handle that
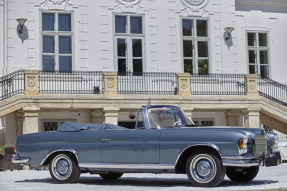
[222,156,262,167]
[12,154,30,164]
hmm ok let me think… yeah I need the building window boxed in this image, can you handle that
[193,119,214,126]
[41,12,73,72]
[182,18,209,74]
[247,32,269,78]
[114,15,144,73]
[42,119,76,131]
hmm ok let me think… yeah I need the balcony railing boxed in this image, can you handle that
[117,72,178,95]
[39,71,104,94]
[258,77,287,107]
[190,74,246,95]
[0,70,24,101]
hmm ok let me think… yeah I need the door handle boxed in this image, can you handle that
[102,138,111,143]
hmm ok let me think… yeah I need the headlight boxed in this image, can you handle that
[271,135,279,152]
[238,134,248,155]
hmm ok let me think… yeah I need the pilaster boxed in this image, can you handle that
[225,110,241,127]
[103,107,119,125]
[23,106,40,134]
[243,108,260,129]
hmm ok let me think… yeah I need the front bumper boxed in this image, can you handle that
[12,154,30,164]
[222,156,262,167]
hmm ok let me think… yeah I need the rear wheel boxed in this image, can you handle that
[186,151,224,187]
[99,172,123,180]
[226,166,259,182]
[49,153,81,183]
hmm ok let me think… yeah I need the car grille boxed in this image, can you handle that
[254,134,267,156]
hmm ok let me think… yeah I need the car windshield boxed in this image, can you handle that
[147,107,195,129]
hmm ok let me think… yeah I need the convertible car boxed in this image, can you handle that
[12,105,281,187]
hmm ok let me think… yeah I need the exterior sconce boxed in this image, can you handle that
[224,27,234,40]
[16,18,27,34]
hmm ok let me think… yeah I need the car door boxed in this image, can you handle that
[101,129,160,164]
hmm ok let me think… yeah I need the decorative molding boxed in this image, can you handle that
[48,0,67,5]
[181,0,209,12]
[116,0,142,8]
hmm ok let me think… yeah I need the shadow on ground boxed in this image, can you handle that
[15,176,278,188]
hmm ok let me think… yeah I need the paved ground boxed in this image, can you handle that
[0,163,286,191]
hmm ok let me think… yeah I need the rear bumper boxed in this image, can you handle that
[222,156,262,167]
[12,154,30,164]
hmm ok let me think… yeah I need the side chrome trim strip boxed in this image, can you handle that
[78,163,174,170]
[40,148,79,165]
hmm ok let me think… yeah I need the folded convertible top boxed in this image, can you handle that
[57,121,126,132]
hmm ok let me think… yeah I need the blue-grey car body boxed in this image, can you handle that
[13,105,281,174]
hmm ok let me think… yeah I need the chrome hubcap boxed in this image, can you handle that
[191,155,216,183]
[52,155,72,180]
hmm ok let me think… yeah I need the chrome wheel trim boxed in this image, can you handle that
[190,154,217,183]
[52,154,73,180]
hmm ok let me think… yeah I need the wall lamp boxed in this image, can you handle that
[224,27,234,40]
[16,18,27,34]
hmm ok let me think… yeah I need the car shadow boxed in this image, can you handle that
[15,176,278,188]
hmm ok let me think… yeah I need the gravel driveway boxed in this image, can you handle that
[0,163,286,191]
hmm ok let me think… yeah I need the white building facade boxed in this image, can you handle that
[1,0,287,145]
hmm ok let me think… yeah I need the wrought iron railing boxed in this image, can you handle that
[190,74,246,95]
[0,70,25,101]
[39,71,104,94]
[258,77,287,107]
[117,72,178,94]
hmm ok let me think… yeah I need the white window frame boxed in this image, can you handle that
[181,17,210,74]
[113,14,146,73]
[40,11,74,71]
[246,31,270,78]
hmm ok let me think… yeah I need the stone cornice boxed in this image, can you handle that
[236,0,287,7]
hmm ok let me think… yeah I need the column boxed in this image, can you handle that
[243,108,260,129]
[225,110,241,127]
[245,74,259,97]
[103,107,119,125]
[90,109,103,123]
[23,106,40,134]
[15,111,23,136]
[177,73,191,97]
[3,113,16,145]
[103,72,118,97]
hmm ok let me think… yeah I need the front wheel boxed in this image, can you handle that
[226,166,259,182]
[49,153,81,183]
[186,151,224,187]
[99,172,123,180]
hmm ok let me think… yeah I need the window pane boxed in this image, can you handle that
[184,59,193,74]
[133,39,142,57]
[259,33,267,47]
[198,41,208,57]
[260,66,269,78]
[118,59,126,72]
[197,20,208,37]
[183,40,193,57]
[59,56,72,72]
[260,51,268,64]
[42,13,54,31]
[198,59,208,74]
[117,39,126,57]
[115,16,127,33]
[133,59,143,73]
[43,56,55,71]
[59,36,72,54]
[249,65,256,74]
[248,50,256,64]
[130,17,142,34]
[58,14,71,31]
[182,19,193,36]
[248,33,256,47]
[43,36,55,53]
[44,122,58,131]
